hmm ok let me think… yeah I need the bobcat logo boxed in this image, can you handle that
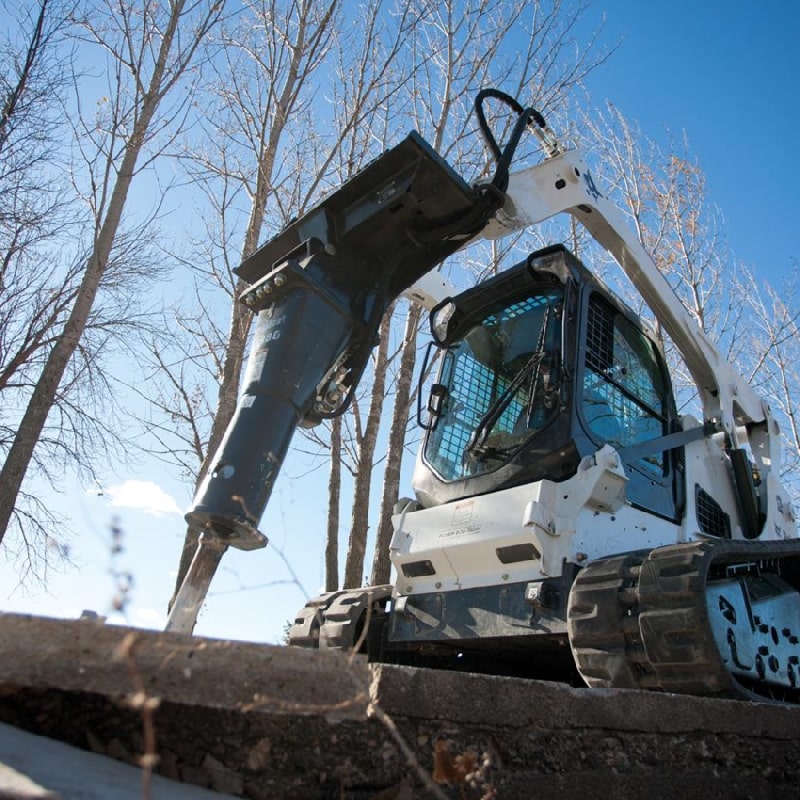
[583,169,602,200]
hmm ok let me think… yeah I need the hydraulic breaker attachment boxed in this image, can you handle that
[184,261,357,549]
[185,132,498,550]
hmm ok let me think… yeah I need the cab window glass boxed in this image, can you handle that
[582,294,667,474]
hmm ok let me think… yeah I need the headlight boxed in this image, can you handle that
[430,300,456,345]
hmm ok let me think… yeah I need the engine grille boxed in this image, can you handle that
[696,484,731,538]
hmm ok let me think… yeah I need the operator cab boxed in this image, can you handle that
[414,245,684,521]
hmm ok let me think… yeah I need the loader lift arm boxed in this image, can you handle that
[167,91,781,632]
[478,146,778,538]
[483,150,768,440]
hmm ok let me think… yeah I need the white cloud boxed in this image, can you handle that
[105,479,183,516]
[131,606,167,629]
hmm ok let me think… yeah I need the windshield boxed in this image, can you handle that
[424,288,562,481]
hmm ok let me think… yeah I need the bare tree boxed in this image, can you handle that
[0,0,92,569]
[0,0,225,547]
[340,303,395,587]
[364,0,607,585]
[158,0,442,607]
[736,265,800,493]
[581,105,753,412]
[1,0,75,411]
[370,303,423,584]
[166,0,345,598]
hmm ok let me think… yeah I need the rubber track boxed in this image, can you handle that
[287,590,344,648]
[289,585,392,651]
[568,539,800,703]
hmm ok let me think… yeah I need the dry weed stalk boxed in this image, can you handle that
[113,632,160,800]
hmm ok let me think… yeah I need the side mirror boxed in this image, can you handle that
[418,382,448,431]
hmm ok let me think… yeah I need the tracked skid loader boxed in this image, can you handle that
[170,90,800,703]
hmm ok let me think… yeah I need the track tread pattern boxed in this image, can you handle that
[566,550,650,689]
[568,539,800,702]
[289,585,392,651]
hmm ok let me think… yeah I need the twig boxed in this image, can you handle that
[368,703,451,800]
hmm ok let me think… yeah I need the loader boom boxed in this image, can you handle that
[481,150,769,443]
[474,147,780,542]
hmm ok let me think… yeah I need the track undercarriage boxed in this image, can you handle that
[290,539,800,704]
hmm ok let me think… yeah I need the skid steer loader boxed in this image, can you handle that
[169,90,800,703]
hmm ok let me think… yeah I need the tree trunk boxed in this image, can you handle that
[342,304,394,588]
[325,415,342,591]
[370,303,421,585]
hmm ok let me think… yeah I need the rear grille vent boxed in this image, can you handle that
[696,484,731,538]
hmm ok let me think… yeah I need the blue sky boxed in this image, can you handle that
[1,1,798,644]
[584,1,799,282]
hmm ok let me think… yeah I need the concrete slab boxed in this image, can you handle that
[370,661,800,738]
[0,613,368,721]
[0,612,799,799]
[0,721,240,799]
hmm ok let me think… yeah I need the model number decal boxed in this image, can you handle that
[439,501,480,538]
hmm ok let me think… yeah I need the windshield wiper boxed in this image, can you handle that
[464,308,551,461]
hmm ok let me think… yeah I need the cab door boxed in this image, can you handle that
[578,291,684,521]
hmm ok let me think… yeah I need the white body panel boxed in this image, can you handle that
[391,427,797,599]
[391,446,674,597]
